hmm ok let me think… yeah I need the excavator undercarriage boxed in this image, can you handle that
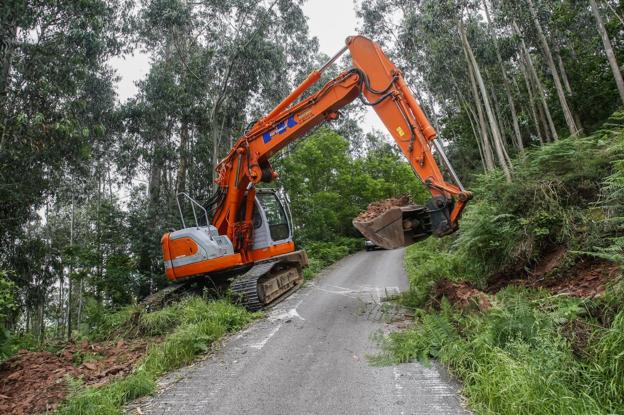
[230,251,307,311]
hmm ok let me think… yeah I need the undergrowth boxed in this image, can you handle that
[379,111,624,414]
[56,298,256,415]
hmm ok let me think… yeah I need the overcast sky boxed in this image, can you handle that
[109,0,385,131]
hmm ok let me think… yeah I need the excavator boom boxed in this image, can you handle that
[211,36,471,250]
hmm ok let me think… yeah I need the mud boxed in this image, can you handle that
[432,279,491,312]
[486,245,620,299]
[540,259,620,298]
[0,339,151,415]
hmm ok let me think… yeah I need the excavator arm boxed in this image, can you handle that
[211,36,471,254]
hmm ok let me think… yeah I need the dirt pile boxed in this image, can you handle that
[432,279,491,312]
[487,248,619,299]
[0,339,150,415]
[354,195,411,222]
[537,259,620,298]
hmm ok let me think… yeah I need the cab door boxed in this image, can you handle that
[252,190,292,249]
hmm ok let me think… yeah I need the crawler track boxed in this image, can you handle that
[230,262,278,311]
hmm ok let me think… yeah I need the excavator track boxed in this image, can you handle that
[230,257,305,311]
[230,262,276,311]
[141,282,192,311]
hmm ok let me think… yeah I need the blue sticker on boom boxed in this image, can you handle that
[262,116,298,144]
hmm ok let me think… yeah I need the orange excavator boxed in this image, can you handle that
[160,36,472,310]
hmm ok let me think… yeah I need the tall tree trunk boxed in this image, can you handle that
[590,0,624,105]
[76,278,84,329]
[38,300,45,344]
[66,186,74,340]
[490,85,513,164]
[57,268,63,337]
[211,126,220,190]
[95,164,102,300]
[463,101,487,172]
[427,94,440,132]
[148,139,163,207]
[536,96,551,142]
[462,43,495,171]
[554,46,583,134]
[450,74,488,171]
[514,21,558,141]
[517,71,544,144]
[176,122,190,195]
[604,0,624,27]
[527,0,579,136]
[483,0,523,151]
[460,19,512,181]
[0,19,17,154]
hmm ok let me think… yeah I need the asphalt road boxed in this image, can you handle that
[136,248,470,415]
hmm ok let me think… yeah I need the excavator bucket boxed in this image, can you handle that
[353,196,458,250]
[353,205,432,250]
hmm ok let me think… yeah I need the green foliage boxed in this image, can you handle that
[139,304,182,336]
[0,272,17,324]
[590,310,624,404]
[58,371,155,415]
[57,298,255,415]
[0,272,18,360]
[81,300,141,341]
[278,128,428,243]
[441,117,624,290]
[376,113,624,414]
[379,300,459,364]
[379,284,624,414]
[400,238,461,307]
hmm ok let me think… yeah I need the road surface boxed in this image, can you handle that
[136,248,470,415]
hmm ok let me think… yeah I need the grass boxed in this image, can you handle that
[380,284,624,414]
[375,111,624,414]
[56,298,256,415]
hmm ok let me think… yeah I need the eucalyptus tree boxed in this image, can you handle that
[459,16,512,181]
[0,0,131,336]
[359,0,515,179]
[119,0,319,291]
[591,0,624,105]
[483,0,523,151]
[525,0,579,136]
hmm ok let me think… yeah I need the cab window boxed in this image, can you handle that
[257,193,289,241]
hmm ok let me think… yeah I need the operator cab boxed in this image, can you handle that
[162,189,295,282]
[252,188,293,249]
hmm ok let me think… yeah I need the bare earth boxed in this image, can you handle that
[133,248,470,415]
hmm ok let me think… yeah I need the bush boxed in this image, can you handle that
[82,299,142,341]
[0,272,18,361]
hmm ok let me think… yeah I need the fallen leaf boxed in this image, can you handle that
[83,362,97,371]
